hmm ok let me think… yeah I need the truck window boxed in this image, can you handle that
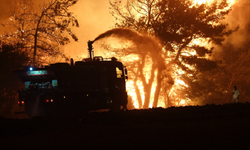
[116,67,123,78]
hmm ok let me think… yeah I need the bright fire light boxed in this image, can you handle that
[101,0,238,109]
[192,0,236,5]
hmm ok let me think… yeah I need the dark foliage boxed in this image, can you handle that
[0,42,30,117]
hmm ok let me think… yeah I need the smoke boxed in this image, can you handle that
[2,0,250,61]
[0,0,13,20]
[225,0,250,46]
[214,0,250,53]
[0,0,114,60]
[62,0,114,59]
[0,0,15,32]
[0,0,48,32]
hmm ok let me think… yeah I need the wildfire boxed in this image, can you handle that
[192,0,237,5]
[152,1,235,108]
[95,0,238,109]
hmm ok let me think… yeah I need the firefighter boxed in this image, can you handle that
[232,86,240,103]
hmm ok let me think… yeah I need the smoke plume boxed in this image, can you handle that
[62,0,114,59]
[0,0,15,32]
[0,0,114,60]
[215,0,250,52]
[1,0,250,61]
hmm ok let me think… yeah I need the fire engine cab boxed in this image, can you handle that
[14,41,128,118]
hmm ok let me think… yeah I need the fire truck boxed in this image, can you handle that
[14,41,128,118]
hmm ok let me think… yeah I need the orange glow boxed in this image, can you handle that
[98,0,237,109]
[1,0,238,109]
[192,0,237,5]
[133,0,237,108]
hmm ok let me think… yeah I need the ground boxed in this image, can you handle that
[1,103,250,150]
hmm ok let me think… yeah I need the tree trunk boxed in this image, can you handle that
[142,64,157,108]
[143,85,151,109]
[134,78,143,109]
[32,0,57,65]
[153,68,163,107]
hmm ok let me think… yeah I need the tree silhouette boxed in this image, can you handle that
[0,41,30,117]
[1,0,79,65]
[109,0,235,108]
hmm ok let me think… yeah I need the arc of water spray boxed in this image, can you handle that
[93,28,143,43]
[88,28,148,60]
[91,28,162,54]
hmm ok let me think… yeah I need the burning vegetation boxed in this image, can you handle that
[1,0,79,65]
[93,0,238,109]
[2,0,250,116]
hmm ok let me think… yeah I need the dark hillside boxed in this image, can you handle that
[1,103,250,150]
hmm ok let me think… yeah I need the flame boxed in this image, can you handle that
[192,0,237,5]
[166,0,238,106]
[102,0,238,109]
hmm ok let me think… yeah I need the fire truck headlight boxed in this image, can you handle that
[29,67,33,71]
